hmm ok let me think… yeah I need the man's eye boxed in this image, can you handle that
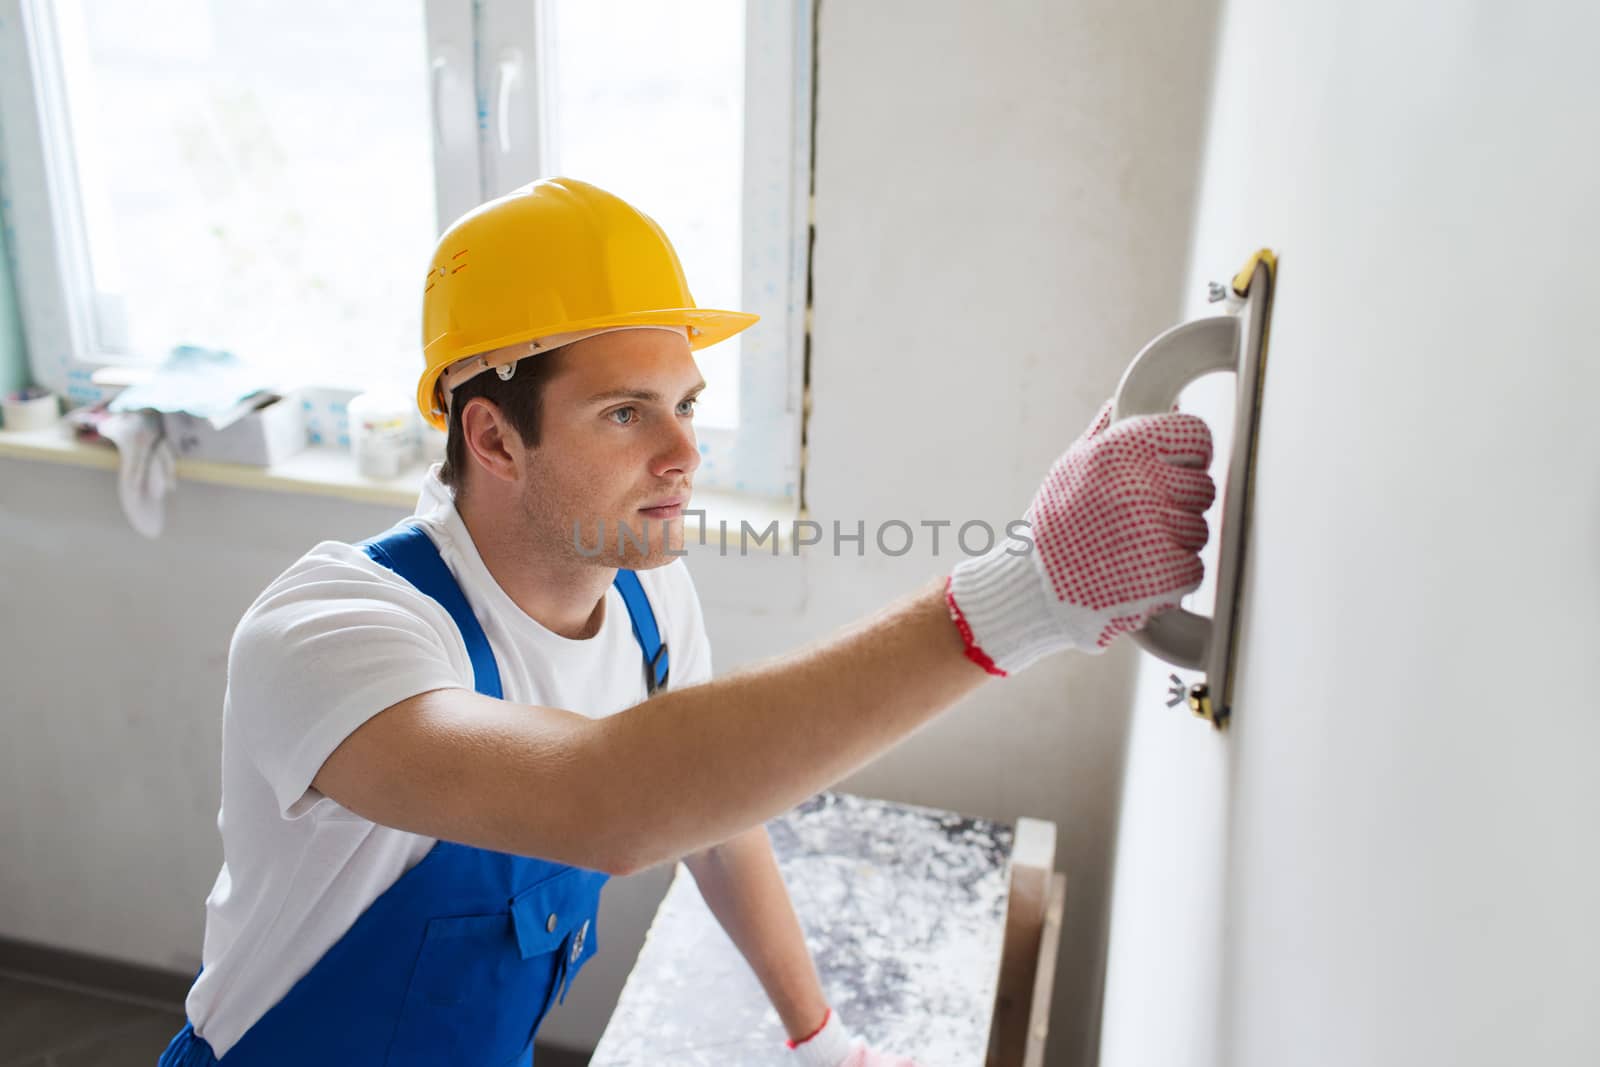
[677,397,698,416]
[609,407,637,425]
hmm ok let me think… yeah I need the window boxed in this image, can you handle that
[0,0,811,499]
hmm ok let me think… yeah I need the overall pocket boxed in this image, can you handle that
[385,870,596,1067]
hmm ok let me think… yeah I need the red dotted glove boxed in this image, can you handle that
[946,399,1215,675]
[787,1008,921,1067]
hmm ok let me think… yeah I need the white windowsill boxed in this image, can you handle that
[0,421,427,507]
[0,421,801,547]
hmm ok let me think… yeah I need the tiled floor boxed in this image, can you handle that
[0,974,590,1066]
[0,975,186,1067]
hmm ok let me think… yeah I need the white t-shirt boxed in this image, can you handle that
[186,467,713,1057]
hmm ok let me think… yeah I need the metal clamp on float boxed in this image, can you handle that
[1110,249,1277,730]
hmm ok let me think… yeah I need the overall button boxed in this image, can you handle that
[546,912,558,933]
[571,919,589,963]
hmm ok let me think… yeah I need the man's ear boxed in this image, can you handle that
[459,397,523,487]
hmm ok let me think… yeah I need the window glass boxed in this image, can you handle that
[543,0,745,427]
[56,0,436,389]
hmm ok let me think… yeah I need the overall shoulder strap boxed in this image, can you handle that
[612,570,670,695]
[359,524,669,697]
[358,524,504,700]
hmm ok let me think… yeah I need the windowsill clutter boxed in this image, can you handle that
[0,417,799,546]
[0,417,434,508]
[2,349,796,543]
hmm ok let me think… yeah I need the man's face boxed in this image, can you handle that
[518,328,704,570]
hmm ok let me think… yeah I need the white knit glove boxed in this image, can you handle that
[787,1008,920,1067]
[946,399,1215,675]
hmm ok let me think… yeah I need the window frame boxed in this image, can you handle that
[1,0,103,406]
[0,0,810,501]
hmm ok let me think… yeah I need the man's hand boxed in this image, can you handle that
[947,398,1215,675]
[786,1007,920,1067]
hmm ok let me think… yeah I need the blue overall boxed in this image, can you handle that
[160,523,670,1066]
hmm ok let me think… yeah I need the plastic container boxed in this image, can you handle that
[347,391,418,480]
[2,387,61,432]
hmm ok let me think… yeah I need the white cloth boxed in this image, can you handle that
[98,411,177,538]
[185,466,714,1057]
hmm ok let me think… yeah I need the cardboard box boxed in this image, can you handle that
[162,393,307,467]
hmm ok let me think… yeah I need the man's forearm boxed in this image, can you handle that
[583,576,988,874]
[683,825,829,1042]
[317,577,990,877]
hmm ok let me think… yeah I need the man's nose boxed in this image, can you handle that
[653,417,700,478]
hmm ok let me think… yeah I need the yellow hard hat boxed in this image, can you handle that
[417,176,760,430]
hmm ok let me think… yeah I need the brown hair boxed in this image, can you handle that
[437,353,563,499]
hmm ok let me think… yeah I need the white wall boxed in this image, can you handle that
[0,3,1221,1063]
[1100,3,1600,1066]
[801,3,1219,1061]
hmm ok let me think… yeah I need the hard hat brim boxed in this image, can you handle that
[417,307,759,431]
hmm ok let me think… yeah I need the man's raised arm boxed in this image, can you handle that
[314,400,1215,875]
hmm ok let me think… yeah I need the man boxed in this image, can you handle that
[159,178,1214,1066]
